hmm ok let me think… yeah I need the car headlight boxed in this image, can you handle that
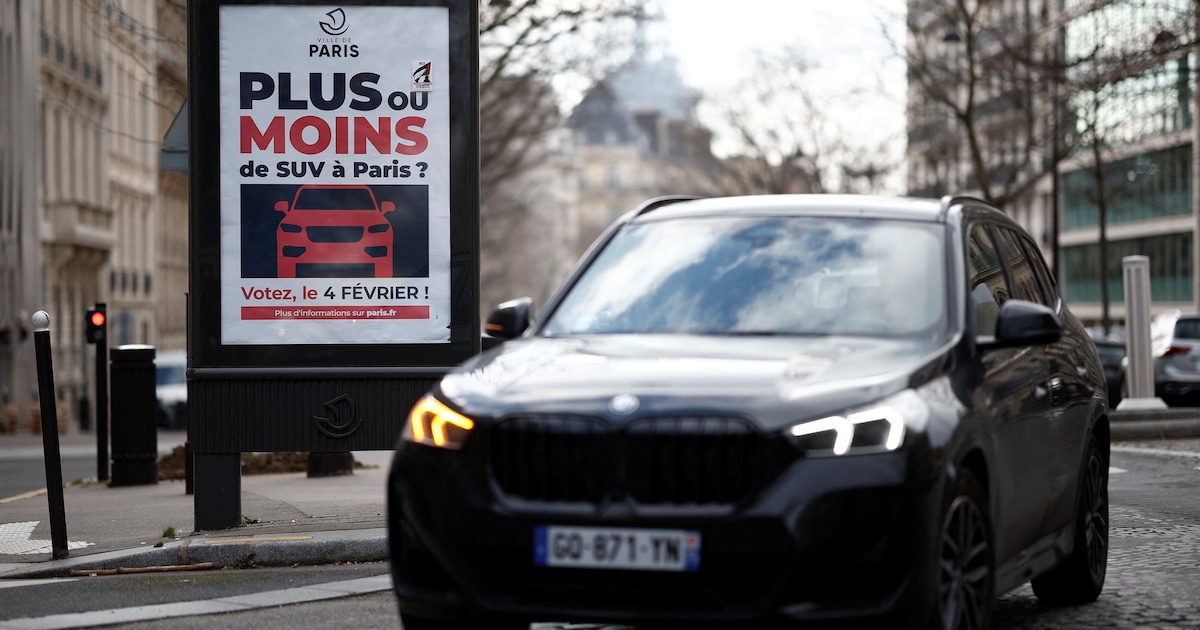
[404,395,474,450]
[787,390,928,456]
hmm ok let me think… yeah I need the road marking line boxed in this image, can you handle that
[0,521,94,555]
[0,574,391,629]
[1112,445,1200,459]
[0,579,79,590]
[0,489,46,505]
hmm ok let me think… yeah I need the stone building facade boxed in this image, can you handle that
[0,0,43,417]
[905,0,1198,326]
[0,0,186,431]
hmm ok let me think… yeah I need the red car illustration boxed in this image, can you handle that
[274,184,395,278]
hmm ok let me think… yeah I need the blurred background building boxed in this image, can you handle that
[21,0,1160,430]
[0,0,43,422]
[905,0,1198,332]
[0,0,187,431]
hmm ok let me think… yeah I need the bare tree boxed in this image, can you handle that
[706,47,900,196]
[478,0,649,204]
[475,1,651,313]
[1059,1,1197,333]
[903,0,1051,206]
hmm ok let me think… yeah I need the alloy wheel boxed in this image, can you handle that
[938,494,992,630]
[1083,448,1109,582]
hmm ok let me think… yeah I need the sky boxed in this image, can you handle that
[654,0,904,88]
[649,0,909,190]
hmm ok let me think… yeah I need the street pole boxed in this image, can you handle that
[94,302,109,482]
[32,310,69,559]
[1051,21,1064,286]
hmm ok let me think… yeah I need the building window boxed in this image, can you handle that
[1063,232,1193,304]
[1062,144,1192,229]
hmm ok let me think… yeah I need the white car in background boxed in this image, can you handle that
[156,349,187,429]
[1149,310,1200,405]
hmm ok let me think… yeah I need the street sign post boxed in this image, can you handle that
[188,0,480,528]
[85,303,109,482]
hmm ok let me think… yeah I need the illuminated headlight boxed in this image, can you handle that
[403,395,475,450]
[787,390,928,456]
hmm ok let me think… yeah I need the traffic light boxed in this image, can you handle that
[85,306,106,344]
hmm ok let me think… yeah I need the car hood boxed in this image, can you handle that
[440,334,950,431]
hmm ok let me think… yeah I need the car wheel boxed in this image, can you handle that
[1030,434,1108,605]
[925,469,994,630]
[399,611,528,630]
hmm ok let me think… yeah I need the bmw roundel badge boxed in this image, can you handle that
[609,394,640,415]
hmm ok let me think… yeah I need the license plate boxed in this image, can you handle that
[533,525,701,572]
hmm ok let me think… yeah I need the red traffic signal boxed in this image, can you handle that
[85,306,106,344]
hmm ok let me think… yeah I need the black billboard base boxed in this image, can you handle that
[194,453,242,530]
[307,452,354,478]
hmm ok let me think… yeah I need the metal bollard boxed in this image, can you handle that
[110,345,159,486]
[32,311,69,558]
[1119,256,1166,409]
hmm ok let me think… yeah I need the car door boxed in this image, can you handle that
[1000,228,1097,531]
[966,222,1057,562]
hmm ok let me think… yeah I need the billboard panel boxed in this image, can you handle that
[219,5,451,345]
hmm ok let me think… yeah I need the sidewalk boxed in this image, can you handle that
[0,427,391,579]
[2,407,1199,581]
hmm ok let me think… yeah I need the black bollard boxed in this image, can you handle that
[32,310,69,559]
[109,345,158,486]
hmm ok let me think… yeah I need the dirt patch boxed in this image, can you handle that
[156,446,369,481]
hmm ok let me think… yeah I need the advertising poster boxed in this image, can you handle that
[219,5,450,344]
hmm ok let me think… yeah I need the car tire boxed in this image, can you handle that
[1030,434,1108,605]
[399,611,528,630]
[923,468,994,630]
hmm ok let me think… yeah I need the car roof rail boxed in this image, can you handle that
[631,195,703,218]
[938,194,1001,221]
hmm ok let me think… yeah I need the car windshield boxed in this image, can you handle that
[293,188,377,211]
[541,215,948,337]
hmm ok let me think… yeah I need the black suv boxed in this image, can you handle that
[388,195,1110,630]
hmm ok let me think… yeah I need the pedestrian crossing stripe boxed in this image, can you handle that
[0,521,94,555]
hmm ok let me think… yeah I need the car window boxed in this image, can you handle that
[995,227,1055,308]
[293,187,378,210]
[1174,318,1200,339]
[967,224,1011,337]
[541,216,948,337]
[1017,234,1058,308]
[156,364,186,386]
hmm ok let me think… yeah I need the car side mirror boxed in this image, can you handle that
[484,297,534,345]
[274,200,290,213]
[984,299,1063,349]
[380,201,396,213]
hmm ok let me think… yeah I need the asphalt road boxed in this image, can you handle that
[0,455,98,499]
[2,443,1199,629]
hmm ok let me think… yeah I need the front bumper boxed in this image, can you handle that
[387,437,941,627]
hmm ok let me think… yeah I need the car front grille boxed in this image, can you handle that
[306,226,364,242]
[489,415,763,506]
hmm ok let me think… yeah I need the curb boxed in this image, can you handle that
[1111,419,1200,440]
[0,528,388,580]
[1111,408,1200,440]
